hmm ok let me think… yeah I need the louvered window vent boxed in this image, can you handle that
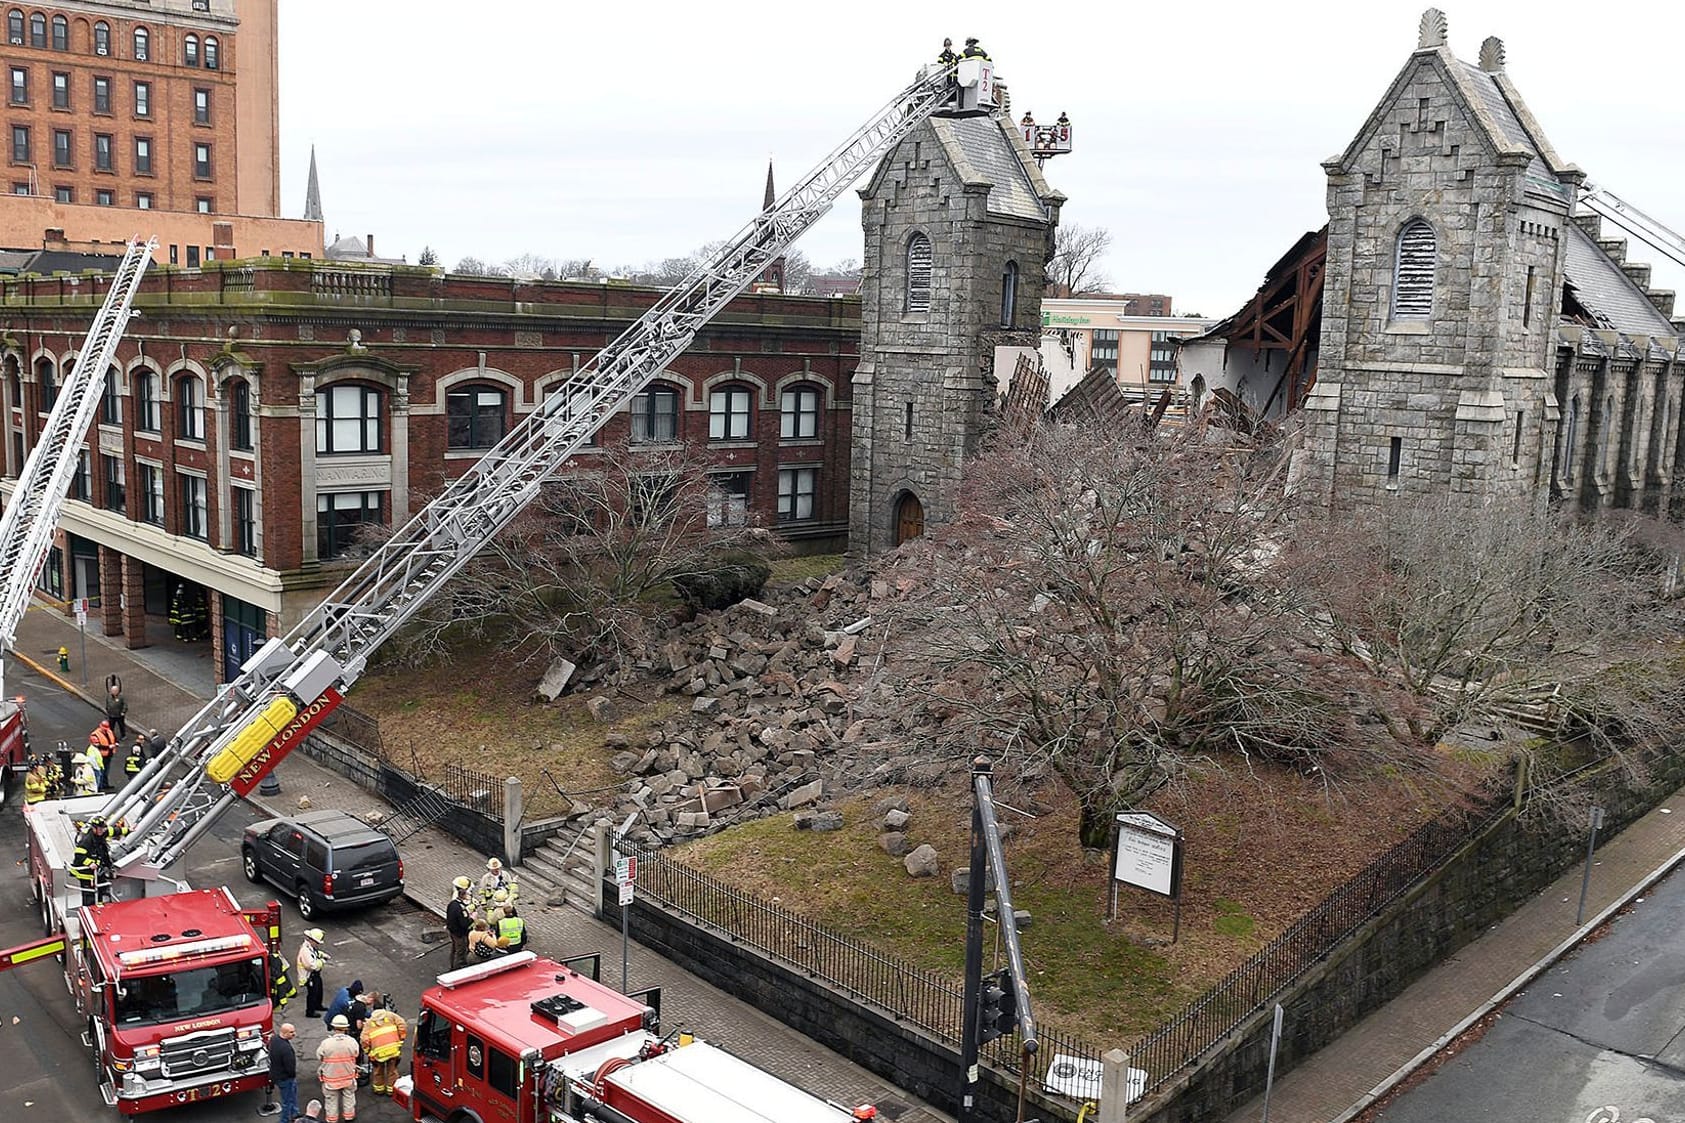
[905,233,932,314]
[1392,219,1436,320]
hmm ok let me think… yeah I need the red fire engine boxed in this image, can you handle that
[1,794,284,1114]
[0,693,28,801]
[395,951,877,1123]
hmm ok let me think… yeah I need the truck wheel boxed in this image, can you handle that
[296,888,316,921]
[243,849,263,885]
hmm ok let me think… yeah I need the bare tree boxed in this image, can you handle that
[889,421,1410,847]
[452,255,507,277]
[1048,223,1113,296]
[388,446,780,671]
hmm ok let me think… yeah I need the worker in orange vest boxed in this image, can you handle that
[89,720,118,790]
[359,999,408,1095]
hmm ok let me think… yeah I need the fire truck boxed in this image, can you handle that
[394,952,877,1123]
[0,692,27,802]
[1,794,284,1114]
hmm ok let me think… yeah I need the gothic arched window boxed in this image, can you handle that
[1392,219,1436,320]
[904,232,932,314]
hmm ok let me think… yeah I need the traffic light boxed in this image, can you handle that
[978,967,1018,1043]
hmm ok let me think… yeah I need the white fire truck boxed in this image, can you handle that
[395,952,878,1123]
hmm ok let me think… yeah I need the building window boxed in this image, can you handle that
[445,384,507,450]
[51,129,70,168]
[134,368,160,430]
[70,449,89,501]
[315,384,381,454]
[92,75,109,113]
[132,26,148,61]
[102,454,124,513]
[95,188,112,206]
[93,20,109,56]
[135,191,151,209]
[101,367,121,425]
[184,34,199,67]
[229,379,253,451]
[6,11,20,44]
[138,463,163,524]
[777,467,817,522]
[904,400,913,440]
[707,471,752,528]
[1512,410,1525,467]
[133,82,149,118]
[1091,329,1119,376]
[1392,219,1436,320]
[53,185,71,203]
[176,375,205,440]
[9,67,24,106]
[1386,436,1403,484]
[50,13,65,50]
[36,356,55,411]
[630,384,680,444]
[134,136,151,174]
[179,473,207,539]
[1001,261,1019,326]
[317,491,383,560]
[195,196,211,213]
[708,384,752,440]
[193,142,211,178]
[94,133,112,172]
[905,232,932,314]
[780,383,821,439]
[193,87,209,124]
[51,71,67,108]
[1148,331,1178,383]
[9,124,26,163]
[1522,265,1536,328]
[203,36,219,70]
[233,486,256,556]
[186,246,200,267]
[27,11,42,48]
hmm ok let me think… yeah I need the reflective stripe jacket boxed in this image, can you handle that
[360,1010,407,1061]
[315,1033,360,1090]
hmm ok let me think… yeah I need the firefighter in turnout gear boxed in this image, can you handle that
[359,1000,408,1095]
[72,745,100,796]
[478,857,517,916]
[71,817,113,906]
[24,759,49,803]
[122,737,146,779]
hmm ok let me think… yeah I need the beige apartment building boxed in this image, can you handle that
[1039,296,1215,400]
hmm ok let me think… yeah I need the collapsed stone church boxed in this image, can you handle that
[1187,9,1685,516]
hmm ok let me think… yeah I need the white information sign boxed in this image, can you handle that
[618,880,634,907]
[1112,811,1181,898]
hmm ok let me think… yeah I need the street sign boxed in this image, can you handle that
[615,856,636,885]
[74,607,87,627]
[618,880,634,906]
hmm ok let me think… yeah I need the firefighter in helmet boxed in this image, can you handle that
[359,996,408,1095]
[24,757,49,803]
[269,950,297,1011]
[122,736,146,780]
[71,817,113,906]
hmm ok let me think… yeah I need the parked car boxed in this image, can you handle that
[242,809,404,919]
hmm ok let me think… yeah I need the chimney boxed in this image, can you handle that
[366,235,374,257]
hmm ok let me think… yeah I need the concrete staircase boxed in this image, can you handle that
[515,821,603,917]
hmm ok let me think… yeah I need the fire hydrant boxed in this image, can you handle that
[56,646,69,672]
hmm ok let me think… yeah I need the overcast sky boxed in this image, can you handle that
[277,0,1685,318]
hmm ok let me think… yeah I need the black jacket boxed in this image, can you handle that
[446,897,471,938]
[269,1036,296,1082]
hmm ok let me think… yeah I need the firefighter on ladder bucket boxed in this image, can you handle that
[70,817,113,906]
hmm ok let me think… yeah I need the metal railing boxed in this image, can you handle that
[438,762,505,819]
[319,701,385,760]
[624,845,1106,1088]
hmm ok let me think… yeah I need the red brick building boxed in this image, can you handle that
[0,258,859,680]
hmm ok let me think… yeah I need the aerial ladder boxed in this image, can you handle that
[0,239,154,796]
[105,52,1007,870]
[1579,184,1685,275]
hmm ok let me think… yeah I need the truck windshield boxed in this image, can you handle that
[114,958,267,1025]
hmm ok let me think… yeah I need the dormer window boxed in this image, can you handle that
[1392,219,1436,320]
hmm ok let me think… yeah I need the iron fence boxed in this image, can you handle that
[1123,792,1512,1097]
[625,845,1107,1088]
[319,701,385,760]
[438,761,505,820]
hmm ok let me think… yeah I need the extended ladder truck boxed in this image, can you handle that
[8,47,1007,1122]
[0,239,153,803]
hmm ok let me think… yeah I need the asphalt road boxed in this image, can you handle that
[1375,863,1685,1123]
[0,658,429,1121]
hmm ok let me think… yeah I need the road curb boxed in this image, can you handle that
[1330,843,1685,1123]
[12,648,101,710]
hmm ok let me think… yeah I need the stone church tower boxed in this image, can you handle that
[849,106,1063,555]
[1299,9,1584,508]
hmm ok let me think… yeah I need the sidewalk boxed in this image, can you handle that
[9,601,949,1122]
[1227,788,1685,1123]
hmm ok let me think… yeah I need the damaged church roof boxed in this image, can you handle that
[1560,222,1676,337]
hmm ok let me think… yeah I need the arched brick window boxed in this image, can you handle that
[445,382,508,449]
[1391,219,1436,320]
[176,374,206,440]
[49,13,65,50]
[708,382,753,441]
[184,33,199,66]
[92,20,109,56]
[905,232,932,314]
[132,26,148,60]
[204,35,218,69]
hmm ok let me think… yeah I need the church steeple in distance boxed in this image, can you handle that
[755,158,785,293]
[303,144,323,224]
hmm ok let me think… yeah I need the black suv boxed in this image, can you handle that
[242,810,404,919]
